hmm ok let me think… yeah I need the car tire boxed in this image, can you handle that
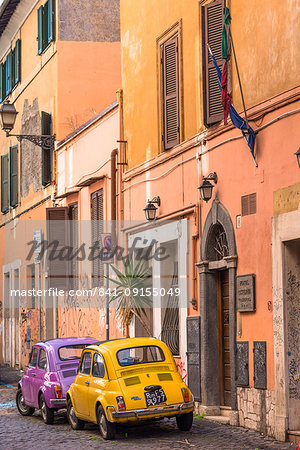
[176,411,193,431]
[67,398,85,430]
[97,405,116,440]
[40,394,54,425]
[16,389,35,416]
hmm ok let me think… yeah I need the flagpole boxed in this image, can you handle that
[228,27,250,135]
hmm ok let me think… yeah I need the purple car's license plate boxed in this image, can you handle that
[145,388,167,407]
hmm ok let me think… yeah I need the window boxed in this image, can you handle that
[92,353,105,378]
[37,348,48,370]
[29,347,39,367]
[241,193,256,216]
[58,344,88,361]
[41,111,52,186]
[10,145,18,207]
[0,40,21,102]
[79,351,92,375]
[161,35,180,150]
[38,0,54,55]
[27,265,35,308]
[91,190,104,287]
[202,0,224,125]
[1,153,9,213]
[117,346,165,367]
[69,203,79,290]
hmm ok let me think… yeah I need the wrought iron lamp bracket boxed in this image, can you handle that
[148,196,160,206]
[203,172,217,184]
[6,132,56,150]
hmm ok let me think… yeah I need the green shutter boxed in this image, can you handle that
[0,63,3,102]
[11,48,15,89]
[38,6,43,54]
[1,62,6,100]
[41,111,52,185]
[10,146,18,207]
[43,2,49,50]
[5,52,12,95]
[1,154,9,213]
[14,40,21,85]
[47,0,54,43]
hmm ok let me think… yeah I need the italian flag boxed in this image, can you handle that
[221,6,232,125]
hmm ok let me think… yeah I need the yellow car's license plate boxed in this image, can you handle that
[144,388,167,407]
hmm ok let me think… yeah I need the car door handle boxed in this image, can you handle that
[32,373,36,377]
[85,381,89,386]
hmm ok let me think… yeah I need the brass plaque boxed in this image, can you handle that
[237,274,255,312]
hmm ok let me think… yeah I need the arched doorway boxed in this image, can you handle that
[197,198,237,416]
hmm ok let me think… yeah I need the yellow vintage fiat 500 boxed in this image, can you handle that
[66,337,194,440]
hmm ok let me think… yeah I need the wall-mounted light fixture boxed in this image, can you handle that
[0,100,55,150]
[198,172,217,202]
[144,196,160,221]
[294,148,300,168]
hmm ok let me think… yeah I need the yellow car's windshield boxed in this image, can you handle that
[117,345,165,366]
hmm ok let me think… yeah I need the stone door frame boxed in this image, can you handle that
[271,208,300,440]
[197,199,238,415]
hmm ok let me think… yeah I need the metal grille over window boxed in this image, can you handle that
[206,222,229,261]
[161,261,179,356]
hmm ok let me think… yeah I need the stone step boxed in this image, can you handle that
[287,430,300,444]
[204,415,230,425]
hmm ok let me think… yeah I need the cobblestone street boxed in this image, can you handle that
[0,368,297,450]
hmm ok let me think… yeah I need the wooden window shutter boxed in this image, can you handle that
[1,154,9,213]
[14,39,21,85]
[161,35,179,151]
[5,51,12,95]
[69,203,79,290]
[41,111,52,186]
[46,207,70,289]
[91,190,104,288]
[202,0,224,125]
[43,2,49,49]
[0,63,3,102]
[38,6,43,54]
[241,193,256,216]
[10,146,18,207]
[47,0,54,44]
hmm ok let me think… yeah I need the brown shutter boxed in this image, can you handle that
[91,190,104,287]
[202,0,224,125]
[41,111,52,186]
[69,203,79,290]
[241,193,256,216]
[162,35,179,150]
[46,207,70,289]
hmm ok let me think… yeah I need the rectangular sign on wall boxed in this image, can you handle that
[236,274,256,312]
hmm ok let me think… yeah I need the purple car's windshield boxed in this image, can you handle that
[58,344,89,361]
[117,345,165,366]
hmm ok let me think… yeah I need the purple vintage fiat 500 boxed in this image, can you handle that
[16,337,98,424]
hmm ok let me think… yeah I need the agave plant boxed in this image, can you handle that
[107,256,152,336]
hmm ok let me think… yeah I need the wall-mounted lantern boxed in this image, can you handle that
[198,172,218,202]
[144,196,160,221]
[0,100,55,150]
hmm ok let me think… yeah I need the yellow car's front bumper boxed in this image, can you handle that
[106,401,194,422]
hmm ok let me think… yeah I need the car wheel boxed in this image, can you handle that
[16,389,35,416]
[67,398,84,430]
[176,411,193,431]
[40,394,54,425]
[97,405,116,440]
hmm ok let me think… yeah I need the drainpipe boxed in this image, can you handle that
[106,148,118,341]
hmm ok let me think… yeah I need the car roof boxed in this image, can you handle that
[33,337,99,350]
[87,337,163,352]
